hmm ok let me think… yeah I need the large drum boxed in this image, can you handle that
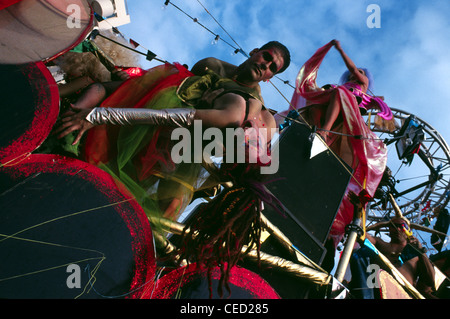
[0,154,156,298]
[0,0,93,64]
[0,61,59,166]
[145,263,280,299]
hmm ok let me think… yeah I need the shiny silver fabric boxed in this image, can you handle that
[244,248,332,286]
[86,107,196,127]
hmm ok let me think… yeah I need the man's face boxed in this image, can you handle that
[239,47,285,83]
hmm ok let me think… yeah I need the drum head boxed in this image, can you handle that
[0,61,59,166]
[0,0,93,64]
[146,263,280,299]
[0,154,156,299]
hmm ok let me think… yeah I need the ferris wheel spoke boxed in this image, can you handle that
[363,108,450,225]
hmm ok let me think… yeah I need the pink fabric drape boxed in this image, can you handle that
[291,41,387,246]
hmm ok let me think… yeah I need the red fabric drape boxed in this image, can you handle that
[83,63,192,168]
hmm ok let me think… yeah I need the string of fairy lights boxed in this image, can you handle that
[163,0,296,89]
[94,0,296,92]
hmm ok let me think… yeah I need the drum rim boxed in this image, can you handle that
[147,263,280,299]
[0,154,156,298]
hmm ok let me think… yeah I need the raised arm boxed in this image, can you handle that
[332,40,368,86]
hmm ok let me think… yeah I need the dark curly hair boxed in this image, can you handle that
[175,123,283,298]
[260,41,291,74]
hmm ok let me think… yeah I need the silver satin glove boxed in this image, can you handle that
[85,107,196,127]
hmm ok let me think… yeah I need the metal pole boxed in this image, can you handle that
[334,215,362,283]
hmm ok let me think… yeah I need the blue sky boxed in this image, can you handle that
[119,0,450,189]
[119,0,450,147]
[116,1,450,249]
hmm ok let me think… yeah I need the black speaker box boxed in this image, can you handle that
[261,122,352,263]
[241,122,352,298]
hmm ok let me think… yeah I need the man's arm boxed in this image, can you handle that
[57,92,248,144]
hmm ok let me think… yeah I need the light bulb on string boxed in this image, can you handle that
[231,48,249,58]
[161,0,170,10]
[211,34,220,45]
[231,48,240,56]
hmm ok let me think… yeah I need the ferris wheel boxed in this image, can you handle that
[363,107,450,229]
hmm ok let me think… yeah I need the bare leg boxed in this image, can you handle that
[321,90,340,142]
[399,255,437,298]
[72,81,124,110]
[58,76,94,98]
[398,258,417,285]
[71,83,106,109]
[416,254,437,298]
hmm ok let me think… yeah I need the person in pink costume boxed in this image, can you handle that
[290,40,389,250]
